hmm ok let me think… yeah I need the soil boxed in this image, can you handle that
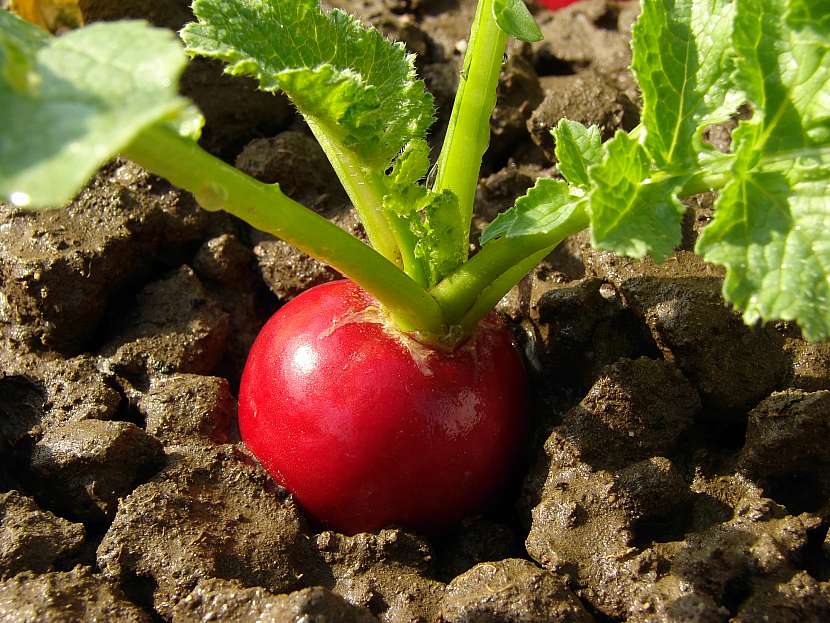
[2,0,830,621]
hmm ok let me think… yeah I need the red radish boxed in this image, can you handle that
[238,280,527,534]
[538,0,587,9]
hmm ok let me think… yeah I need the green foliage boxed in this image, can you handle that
[383,140,467,286]
[480,178,580,244]
[632,0,739,169]
[4,0,830,338]
[552,119,602,189]
[0,11,197,208]
[483,0,830,339]
[0,7,47,93]
[182,0,472,285]
[696,0,830,340]
[492,0,543,42]
[588,131,687,260]
[181,0,434,171]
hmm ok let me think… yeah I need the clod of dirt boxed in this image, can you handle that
[0,163,222,354]
[253,211,364,302]
[172,579,378,623]
[528,69,638,160]
[422,61,459,132]
[626,494,823,622]
[531,279,658,391]
[438,558,594,623]
[783,335,830,392]
[30,420,165,523]
[523,454,690,609]
[587,251,789,414]
[77,0,191,28]
[680,192,717,249]
[489,53,545,165]
[739,391,830,476]
[97,444,325,619]
[731,571,830,623]
[138,374,234,445]
[0,374,45,455]
[435,517,522,581]
[100,266,230,380]
[0,354,122,452]
[534,0,636,85]
[193,234,256,289]
[0,565,151,623]
[738,390,830,517]
[0,491,85,580]
[235,132,348,213]
[182,59,294,159]
[316,529,445,623]
[528,440,823,623]
[254,240,342,303]
[416,0,478,62]
[0,465,10,494]
[560,358,701,469]
[192,234,265,383]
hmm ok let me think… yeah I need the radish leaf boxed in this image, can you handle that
[696,0,830,339]
[552,119,602,189]
[481,178,582,244]
[588,131,686,260]
[492,0,543,42]
[632,0,740,169]
[0,11,197,208]
[182,0,448,271]
[181,0,434,170]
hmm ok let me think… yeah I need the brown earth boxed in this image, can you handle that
[2,0,829,621]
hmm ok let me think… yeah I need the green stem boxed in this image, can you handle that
[385,211,429,288]
[305,118,402,267]
[123,124,445,337]
[434,150,740,332]
[458,246,551,335]
[432,0,507,243]
[432,202,590,326]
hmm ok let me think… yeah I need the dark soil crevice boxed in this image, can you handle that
[803,523,830,582]
[593,5,622,31]
[119,572,164,622]
[764,472,826,516]
[720,572,753,616]
[535,55,582,76]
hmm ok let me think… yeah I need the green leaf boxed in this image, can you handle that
[384,184,465,287]
[182,0,434,170]
[696,0,830,340]
[552,119,602,189]
[381,139,466,286]
[588,131,686,261]
[632,0,740,168]
[492,0,543,43]
[730,0,830,154]
[0,12,198,208]
[697,160,830,340]
[389,140,432,188]
[411,190,466,288]
[480,178,581,244]
[0,9,47,93]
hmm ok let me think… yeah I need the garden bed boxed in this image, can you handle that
[1,0,829,621]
